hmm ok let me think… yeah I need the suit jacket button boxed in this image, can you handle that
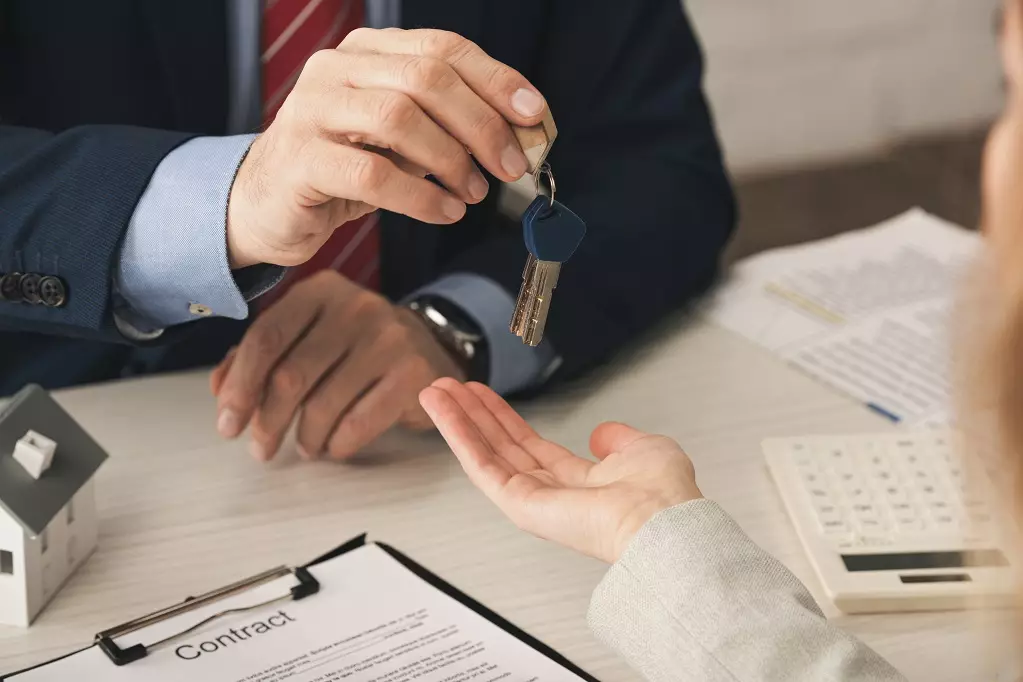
[39,276,67,307]
[19,274,42,304]
[0,273,24,302]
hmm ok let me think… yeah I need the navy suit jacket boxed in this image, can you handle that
[0,0,735,395]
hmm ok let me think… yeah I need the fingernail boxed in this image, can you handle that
[297,444,318,460]
[442,197,466,221]
[468,171,489,202]
[217,409,242,438]
[511,88,544,117]
[501,146,529,179]
[249,440,270,462]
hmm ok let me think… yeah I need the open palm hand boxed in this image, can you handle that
[419,379,703,563]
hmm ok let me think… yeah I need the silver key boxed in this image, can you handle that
[511,253,561,346]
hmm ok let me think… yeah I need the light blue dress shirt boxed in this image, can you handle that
[115,0,555,395]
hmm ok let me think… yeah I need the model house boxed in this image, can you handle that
[0,385,107,627]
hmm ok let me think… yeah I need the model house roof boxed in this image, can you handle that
[0,385,107,536]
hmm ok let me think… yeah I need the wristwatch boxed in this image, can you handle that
[406,296,490,383]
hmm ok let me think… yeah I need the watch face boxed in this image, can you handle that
[419,296,483,338]
[412,297,489,383]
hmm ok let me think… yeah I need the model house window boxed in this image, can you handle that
[66,497,74,525]
[40,529,48,554]
[0,551,13,575]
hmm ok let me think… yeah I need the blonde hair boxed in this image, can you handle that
[957,247,1023,507]
[949,247,1023,673]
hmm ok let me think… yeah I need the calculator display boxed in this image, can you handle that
[841,550,1009,572]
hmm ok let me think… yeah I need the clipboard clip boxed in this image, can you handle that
[94,565,320,666]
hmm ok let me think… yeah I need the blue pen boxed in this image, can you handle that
[866,403,901,423]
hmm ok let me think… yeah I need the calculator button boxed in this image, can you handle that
[820,518,852,535]
[894,517,927,534]
[961,495,988,509]
[856,535,895,548]
[910,469,938,487]
[881,486,909,504]
[830,471,859,488]
[962,535,992,548]
[851,502,878,517]
[869,470,897,486]
[816,445,851,467]
[807,487,830,500]
[916,484,944,504]
[960,490,991,511]
[926,500,953,513]
[795,458,818,473]
[815,506,845,524]
[930,514,960,532]
[890,439,920,458]
[856,451,890,471]
[855,518,888,534]
[966,509,995,527]
[844,486,872,503]
[801,471,825,487]
[812,500,841,516]
[893,517,921,533]
[892,447,923,471]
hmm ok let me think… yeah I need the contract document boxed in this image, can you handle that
[7,542,592,682]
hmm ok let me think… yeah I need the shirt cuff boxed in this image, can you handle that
[114,135,283,333]
[409,273,560,395]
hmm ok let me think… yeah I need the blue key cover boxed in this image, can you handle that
[522,196,588,263]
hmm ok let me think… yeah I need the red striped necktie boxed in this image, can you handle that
[258,0,380,311]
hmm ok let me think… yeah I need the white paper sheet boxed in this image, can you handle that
[705,209,980,427]
[10,545,587,682]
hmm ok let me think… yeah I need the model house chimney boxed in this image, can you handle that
[13,430,56,480]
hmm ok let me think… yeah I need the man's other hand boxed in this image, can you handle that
[212,271,466,461]
[226,28,547,269]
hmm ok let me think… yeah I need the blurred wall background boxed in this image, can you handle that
[689,0,1001,174]
[683,0,1003,260]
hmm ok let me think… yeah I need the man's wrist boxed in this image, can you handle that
[225,231,261,270]
[225,134,264,270]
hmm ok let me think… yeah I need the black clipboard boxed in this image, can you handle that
[3,535,600,682]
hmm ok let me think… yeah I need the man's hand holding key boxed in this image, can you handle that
[225,28,549,269]
[214,28,570,460]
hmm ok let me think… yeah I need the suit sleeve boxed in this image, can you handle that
[0,124,194,340]
[114,134,284,334]
[588,500,907,682]
[442,0,737,380]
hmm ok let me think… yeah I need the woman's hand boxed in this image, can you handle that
[419,379,703,563]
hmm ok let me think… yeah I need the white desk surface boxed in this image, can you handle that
[0,319,1013,680]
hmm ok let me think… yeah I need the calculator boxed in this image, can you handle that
[763,431,1016,613]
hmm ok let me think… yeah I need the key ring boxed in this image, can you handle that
[534,163,556,208]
